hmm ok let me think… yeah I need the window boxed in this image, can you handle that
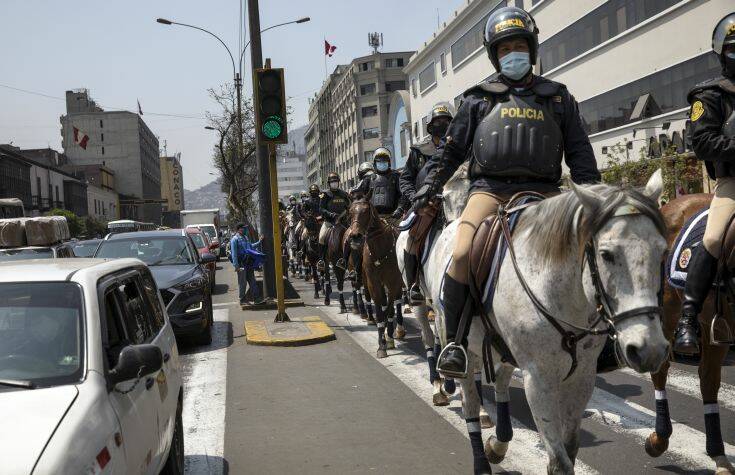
[362,105,378,118]
[579,52,720,135]
[384,58,405,68]
[117,278,153,344]
[103,290,127,367]
[100,120,103,128]
[359,61,373,72]
[421,116,429,136]
[419,62,436,93]
[363,150,374,161]
[440,53,447,74]
[400,129,407,157]
[413,122,418,138]
[451,2,507,68]
[360,83,376,96]
[363,127,380,140]
[101,133,104,142]
[385,80,406,92]
[101,146,105,155]
[411,79,418,98]
[397,58,404,67]
[539,0,679,72]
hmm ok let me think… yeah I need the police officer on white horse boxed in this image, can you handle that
[414,6,600,377]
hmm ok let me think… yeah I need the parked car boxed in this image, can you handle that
[0,258,184,474]
[185,227,217,292]
[71,238,102,257]
[185,224,221,259]
[95,230,216,344]
[0,242,76,261]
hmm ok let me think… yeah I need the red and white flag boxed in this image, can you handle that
[73,126,89,150]
[324,40,337,57]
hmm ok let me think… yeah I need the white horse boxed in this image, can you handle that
[424,171,670,474]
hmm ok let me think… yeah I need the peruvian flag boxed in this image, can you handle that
[73,126,89,150]
[324,40,337,57]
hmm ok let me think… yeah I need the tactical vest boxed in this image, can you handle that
[325,190,350,215]
[371,172,399,213]
[470,82,564,182]
[411,140,439,188]
[688,77,735,179]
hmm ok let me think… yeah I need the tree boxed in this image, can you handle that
[84,216,108,238]
[46,208,84,237]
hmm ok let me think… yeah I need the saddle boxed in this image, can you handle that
[407,202,440,256]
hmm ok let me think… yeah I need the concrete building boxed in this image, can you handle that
[404,0,731,171]
[68,164,119,221]
[306,50,414,187]
[276,150,307,201]
[60,89,162,223]
[0,149,32,210]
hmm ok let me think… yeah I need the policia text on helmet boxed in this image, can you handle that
[484,6,539,84]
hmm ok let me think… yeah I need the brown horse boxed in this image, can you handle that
[349,196,405,358]
[320,215,349,312]
[343,230,376,324]
[299,212,322,299]
[646,193,735,474]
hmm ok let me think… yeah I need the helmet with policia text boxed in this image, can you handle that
[309,184,320,195]
[483,6,539,71]
[357,161,374,180]
[713,13,735,78]
[427,102,454,136]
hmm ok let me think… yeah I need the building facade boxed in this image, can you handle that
[60,89,162,223]
[276,150,307,201]
[306,51,414,188]
[160,155,184,212]
[404,0,731,170]
[0,150,32,210]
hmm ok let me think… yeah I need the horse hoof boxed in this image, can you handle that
[427,310,435,322]
[394,326,406,340]
[480,413,494,429]
[376,349,388,359]
[403,306,412,314]
[644,432,669,458]
[432,391,449,406]
[324,299,330,306]
[340,306,347,314]
[713,455,735,474]
[485,437,508,465]
[386,339,395,350]
[313,294,319,299]
[360,313,368,320]
[367,317,376,326]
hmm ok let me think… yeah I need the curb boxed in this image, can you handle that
[244,316,336,347]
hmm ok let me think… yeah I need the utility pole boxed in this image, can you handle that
[247,0,277,298]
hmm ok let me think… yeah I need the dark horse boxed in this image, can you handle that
[645,193,735,473]
[345,231,376,325]
[300,212,322,299]
[320,214,349,313]
[349,196,405,358]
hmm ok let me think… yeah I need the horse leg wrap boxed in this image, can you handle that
[654,390,672,439]
[403,289,409,305]
[393,299,403,327]
[496,401,513,443]
[357,290,366,314]
[352,290,358,309]
[704,403,725,457]
[367,301,374,319]
[475,372,484,406]
[339,292,346,310]
[385,308,394,338]
[467,418,491,474]
[426,347,438,383]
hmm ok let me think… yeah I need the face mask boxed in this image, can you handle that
[329,182,339,190]
[499,51,531,81]
[376,161,390,172]
[432,122,449,139]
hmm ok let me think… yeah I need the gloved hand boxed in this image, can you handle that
[391,208,404,220]
[412,184,436,211]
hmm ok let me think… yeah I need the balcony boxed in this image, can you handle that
[31,196,51,211]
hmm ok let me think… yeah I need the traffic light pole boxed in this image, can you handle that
[267,142,289,322]
[247,0,277,299]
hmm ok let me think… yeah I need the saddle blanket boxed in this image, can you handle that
[667,207,709,290]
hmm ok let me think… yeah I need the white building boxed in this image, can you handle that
[404,0,731,170]
[276,150,307,201]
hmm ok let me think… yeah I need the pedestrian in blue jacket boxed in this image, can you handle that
[231,223,264,305]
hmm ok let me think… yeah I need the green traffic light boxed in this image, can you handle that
[262,117,283,139]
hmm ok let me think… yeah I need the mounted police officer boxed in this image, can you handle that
[674,13,735,355]
[353,148,407,219]
[414,6,601,377]
[286,194,302,221]
[302,184,322,216]
[337,161,377,277]
[400,102,454,303]
[318,172,351,268]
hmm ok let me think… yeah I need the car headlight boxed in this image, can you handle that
[173,276,206,291]
[185,301,203,314]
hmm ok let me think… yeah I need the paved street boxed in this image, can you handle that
[179,264,735,474]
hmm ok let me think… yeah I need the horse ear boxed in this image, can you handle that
[570,181,602,215]
[643,169,663,204]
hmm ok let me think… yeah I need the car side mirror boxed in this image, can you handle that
[201,253,216,264]
[109,344,163,387]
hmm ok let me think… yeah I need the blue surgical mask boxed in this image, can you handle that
[376,161,390,172]
[499,51,531,81]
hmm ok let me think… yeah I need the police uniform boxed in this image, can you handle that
[354,170,405,216]
[318,188,351,244]
[400,137,442,202]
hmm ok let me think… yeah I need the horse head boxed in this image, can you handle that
[349,198,376,249]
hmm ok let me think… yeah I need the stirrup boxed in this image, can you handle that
[335,258,347,270]
[710,313,735,346]
[316,260,326,272]
[409,283,425,304]
[437,343,469,379]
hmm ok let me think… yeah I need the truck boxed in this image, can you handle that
[0,198,25,218]
[180,208,222,258]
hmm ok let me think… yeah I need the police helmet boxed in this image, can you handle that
[309,184,320,194]
[483,6,539,72]
[300,190,308,198]
[713,13,735,55]
[289,194,297,202]
[426,102,454,135]
[357,161,374,180]
[327,172,341,184]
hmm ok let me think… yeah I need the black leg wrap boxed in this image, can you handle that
[427,348,438,383]
[496,401,513,443]
[704,411,725,457]
[655,399,673,439]
[468,418,491,474]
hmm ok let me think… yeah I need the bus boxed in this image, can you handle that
[107,220,156,234]
[0,198,25,218]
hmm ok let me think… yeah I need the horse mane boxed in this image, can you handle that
[517,183,665,265]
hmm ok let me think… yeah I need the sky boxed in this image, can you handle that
[1,0,465,189]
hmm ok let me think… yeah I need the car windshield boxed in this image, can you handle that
[95,237,195,265]
[72,241,100,258]
[189,234,206,249]
[0,282,84,388]
[198,226,217,241]
[0,248,54,261]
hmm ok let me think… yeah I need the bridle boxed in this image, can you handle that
[499,202,663,379]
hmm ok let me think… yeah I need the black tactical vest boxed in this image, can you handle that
[470,86,563,182]
[370,172,399,213]
[411,140,439,188]
[688,77,735,179]
[326,190,350,215]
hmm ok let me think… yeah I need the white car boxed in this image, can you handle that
[0,258,184,474]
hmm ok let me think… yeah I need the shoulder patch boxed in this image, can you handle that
[691,101,705,122]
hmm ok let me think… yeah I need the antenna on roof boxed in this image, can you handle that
[368,32,383,53]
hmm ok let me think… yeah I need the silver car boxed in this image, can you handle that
[0,258,183,474]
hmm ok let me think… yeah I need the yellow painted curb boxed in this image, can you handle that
[244,316,336,346]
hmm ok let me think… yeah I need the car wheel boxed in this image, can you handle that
[161,401,184,475]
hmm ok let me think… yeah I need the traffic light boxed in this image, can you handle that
[254,68,288,144]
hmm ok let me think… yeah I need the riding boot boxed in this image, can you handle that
[674,245,718,355]
[317,244,327,272]
[403,251,424,303]
[336,240,350,271]
[437,275,471,378]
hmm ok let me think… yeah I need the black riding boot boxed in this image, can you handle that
[403,251,424,303]
[674,246,718,354]
[437,275,471,378]
[336,240,350,271]
[317,244,327,271]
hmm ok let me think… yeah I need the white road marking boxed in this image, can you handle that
[317,302,597,474]
[212,302,240,308]
[181,308,229,474]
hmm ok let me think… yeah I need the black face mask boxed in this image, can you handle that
[310,192,319,198]
[432,123,449,139]
[724,54,735,79]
